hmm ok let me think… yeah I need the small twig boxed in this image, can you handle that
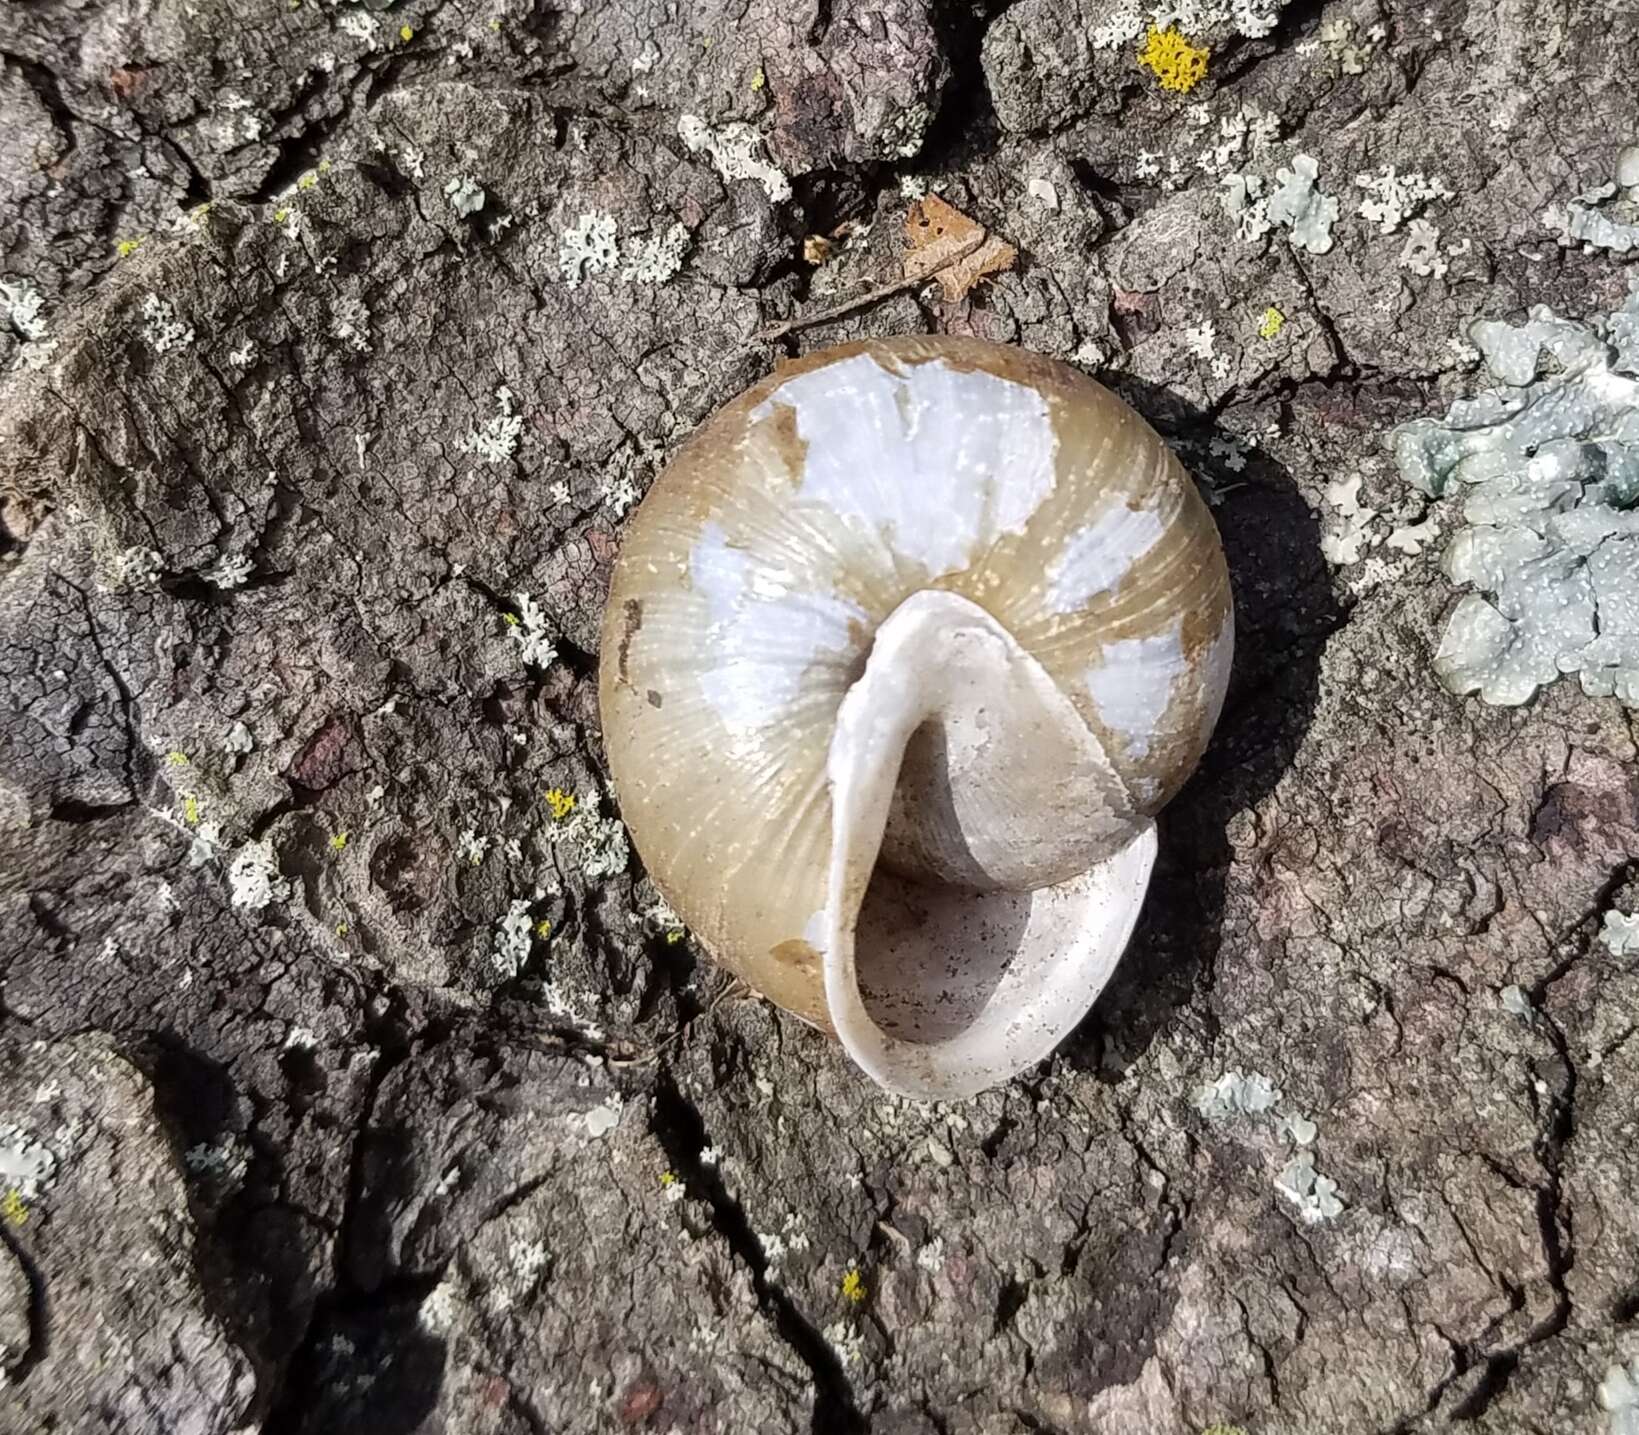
[756,232,986,342]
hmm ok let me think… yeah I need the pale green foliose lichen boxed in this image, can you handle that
[1274,1151,1345,1224]
[0,1124,57,1200]
[1546,146,1639,256]
[1266,154,1339,254]
[1390,286,1639,708]
[1601,909,1639,956]
[1602,1359,1639,1435]
[1193,1069,1281,1119]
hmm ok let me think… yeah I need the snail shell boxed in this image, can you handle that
[600,336,1233,1099]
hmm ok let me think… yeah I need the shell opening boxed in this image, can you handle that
[821,589,1159,1099]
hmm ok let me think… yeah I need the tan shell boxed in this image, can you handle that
[599,336,1233,1097]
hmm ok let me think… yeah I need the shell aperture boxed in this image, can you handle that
[599,336,1233,1098]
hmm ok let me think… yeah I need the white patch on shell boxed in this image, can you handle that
[691,521,869,733]
[1084,618,1187,759]
[751,354,1058,575]
[1047,506,1166,613]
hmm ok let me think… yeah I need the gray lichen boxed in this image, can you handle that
[0,1124,57,1200]
[1193,1069,1281,1119]
[1601,909,1639,956]
[1391,287,1639,707]
[1545,145,1639,255]
[1266,154,1339,254]
[1274,1151,1345,1225]
[1602,1360,1639,1435]
[676,114,792,204]
[443,175,486,218]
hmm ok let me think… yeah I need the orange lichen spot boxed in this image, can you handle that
[1138,26,1209,94]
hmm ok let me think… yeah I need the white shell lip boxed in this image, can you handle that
[819,588,1159,1100]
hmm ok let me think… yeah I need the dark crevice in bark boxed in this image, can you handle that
[0,1224,47,1383]
[651,1071,867,1434]
[915,0,1009,170]
[46,796,136,823]
[1446,1014,1576,1421]
[1387,1010,1577,1430]
[60,576,142,806]
[257,985,425,1430]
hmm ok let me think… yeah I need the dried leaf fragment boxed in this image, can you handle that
[903,195,1016,302]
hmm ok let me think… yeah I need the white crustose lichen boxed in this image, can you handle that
[1,277,48,342]
[140,293,195,353]
[621,222,691,284]
[228,839,288,911]
[462,386,523,466]
[554,805,629,880]
[677,114,792,203]
[559,211,620,288]
[509,591,557,669]
[490,898,535,980]
[203,552,254,589]
[1355,165,1454,235]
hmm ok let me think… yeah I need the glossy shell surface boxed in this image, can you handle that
[600,336,1232,1087]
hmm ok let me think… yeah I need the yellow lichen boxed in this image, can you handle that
[335,921,349,937]
[1138,25,1209,94]
[296,171,318,191]
[1,1190,27,1227]
[534,918,553,939]
[840,1268,866,1303]
[182,794,200,826]
[544,788,577,821]
[273,207,291,224]
[116,237,142,258]
[1258,305,1285,339]
[399,23,414,40]
[659,1170,677,1187]
[329,832,348,852]
[166,750,190,766]
[664,928,686,945]
[750,67,766,92]
[502,611,520,626]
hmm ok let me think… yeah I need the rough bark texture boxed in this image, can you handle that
[2,0,1637,1432]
